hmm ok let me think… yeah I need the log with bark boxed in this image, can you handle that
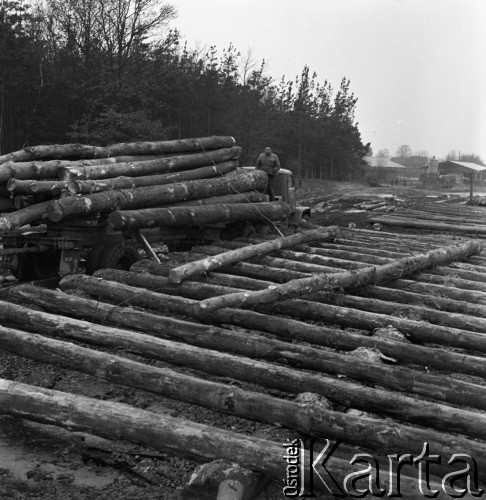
[92,265,486,355]
[57,274,486,372]
[5,293,484,413]
[0,155,170,182]
[172,191,269,206]
[89,268,486,410]
[370,215,486,235]
[168,227,339,283]
[0,136,236,166]
[193,240,483,315]
[58,147,241,181]
[8,178,74,196]
[47,170,267,222]
[194,244,340,275]
[67,160,238,194]
[12,194,54,211]
[0,379,448,498]
[1,322,485,441]
[12,283,486,380]
[107,201,291,231]
[0,200,51,233]
[214,239,366,270]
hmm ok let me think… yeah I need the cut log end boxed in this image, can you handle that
[46,201,64,222]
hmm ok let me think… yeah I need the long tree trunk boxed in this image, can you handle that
[168,227,339,283]
[0,136,236,165]
[88,269,486,410]
[193,240,483,314]
[171,191,269,206]
[11,283,486,380]
[3,295,483,412]
[8,179,70,196]
[0,200,50,233]
[58,147,241,181]
[1,323,485,442]
[108,201,291,231]
[57,274,486,375]
[0,379,448,498]
[67,160,238,194]
[47,170,267,222]
[370,216,486,235]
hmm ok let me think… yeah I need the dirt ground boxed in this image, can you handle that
[0,178,477,499]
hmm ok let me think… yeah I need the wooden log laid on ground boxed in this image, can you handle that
[47,170,267,222]
[0,136,236,166]
[56,275,486,374]
[12,283,486,380]
[67,160,238,194]
[135,254,486,310]
[354,285,486,318]
[193,240,483,315]
[161,251,310,283]
[8,179,69,196]
[107,201,291,231]
[214,239,367,270]
[194,244,341,275]
[369,216,486,235]
[7,292,485,412]
[58,147,241,181]
[0,200,51,233]
[317,292,486,332]
[168,227,339,283]
[0,379,448,499]
[385,278,486,306]
[90,268,486,410]
[1,322,486,441]
[390,210,486,224]
[9,291,486,481]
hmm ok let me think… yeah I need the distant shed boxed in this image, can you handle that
[363,156,406,183]
[438,161,486,182]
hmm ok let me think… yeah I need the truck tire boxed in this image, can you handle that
[86,243,140,274]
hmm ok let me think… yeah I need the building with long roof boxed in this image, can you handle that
[438,161,486,182]
[363,156,406,183]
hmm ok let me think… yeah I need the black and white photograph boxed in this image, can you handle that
[0,0,485,498]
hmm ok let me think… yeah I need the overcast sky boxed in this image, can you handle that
[169,0,486,161]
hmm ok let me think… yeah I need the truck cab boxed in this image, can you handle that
[243,166,311,224]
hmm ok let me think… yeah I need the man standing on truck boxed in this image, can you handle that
[255,146,281,201]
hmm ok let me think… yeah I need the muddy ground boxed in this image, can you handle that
[0,179,478,499]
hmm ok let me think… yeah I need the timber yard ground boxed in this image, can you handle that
[0,178,485,500]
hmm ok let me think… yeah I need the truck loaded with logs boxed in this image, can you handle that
[0,136,310,280]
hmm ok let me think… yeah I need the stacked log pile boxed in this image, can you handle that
[0,136,286,234]
[1,225,486,495]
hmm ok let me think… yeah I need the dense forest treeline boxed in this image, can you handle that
[0,0,371,180]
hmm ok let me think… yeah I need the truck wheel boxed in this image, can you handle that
[86,243,140,274]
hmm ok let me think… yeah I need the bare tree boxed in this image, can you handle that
[395,144,412,158]
[415,150,429,158]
